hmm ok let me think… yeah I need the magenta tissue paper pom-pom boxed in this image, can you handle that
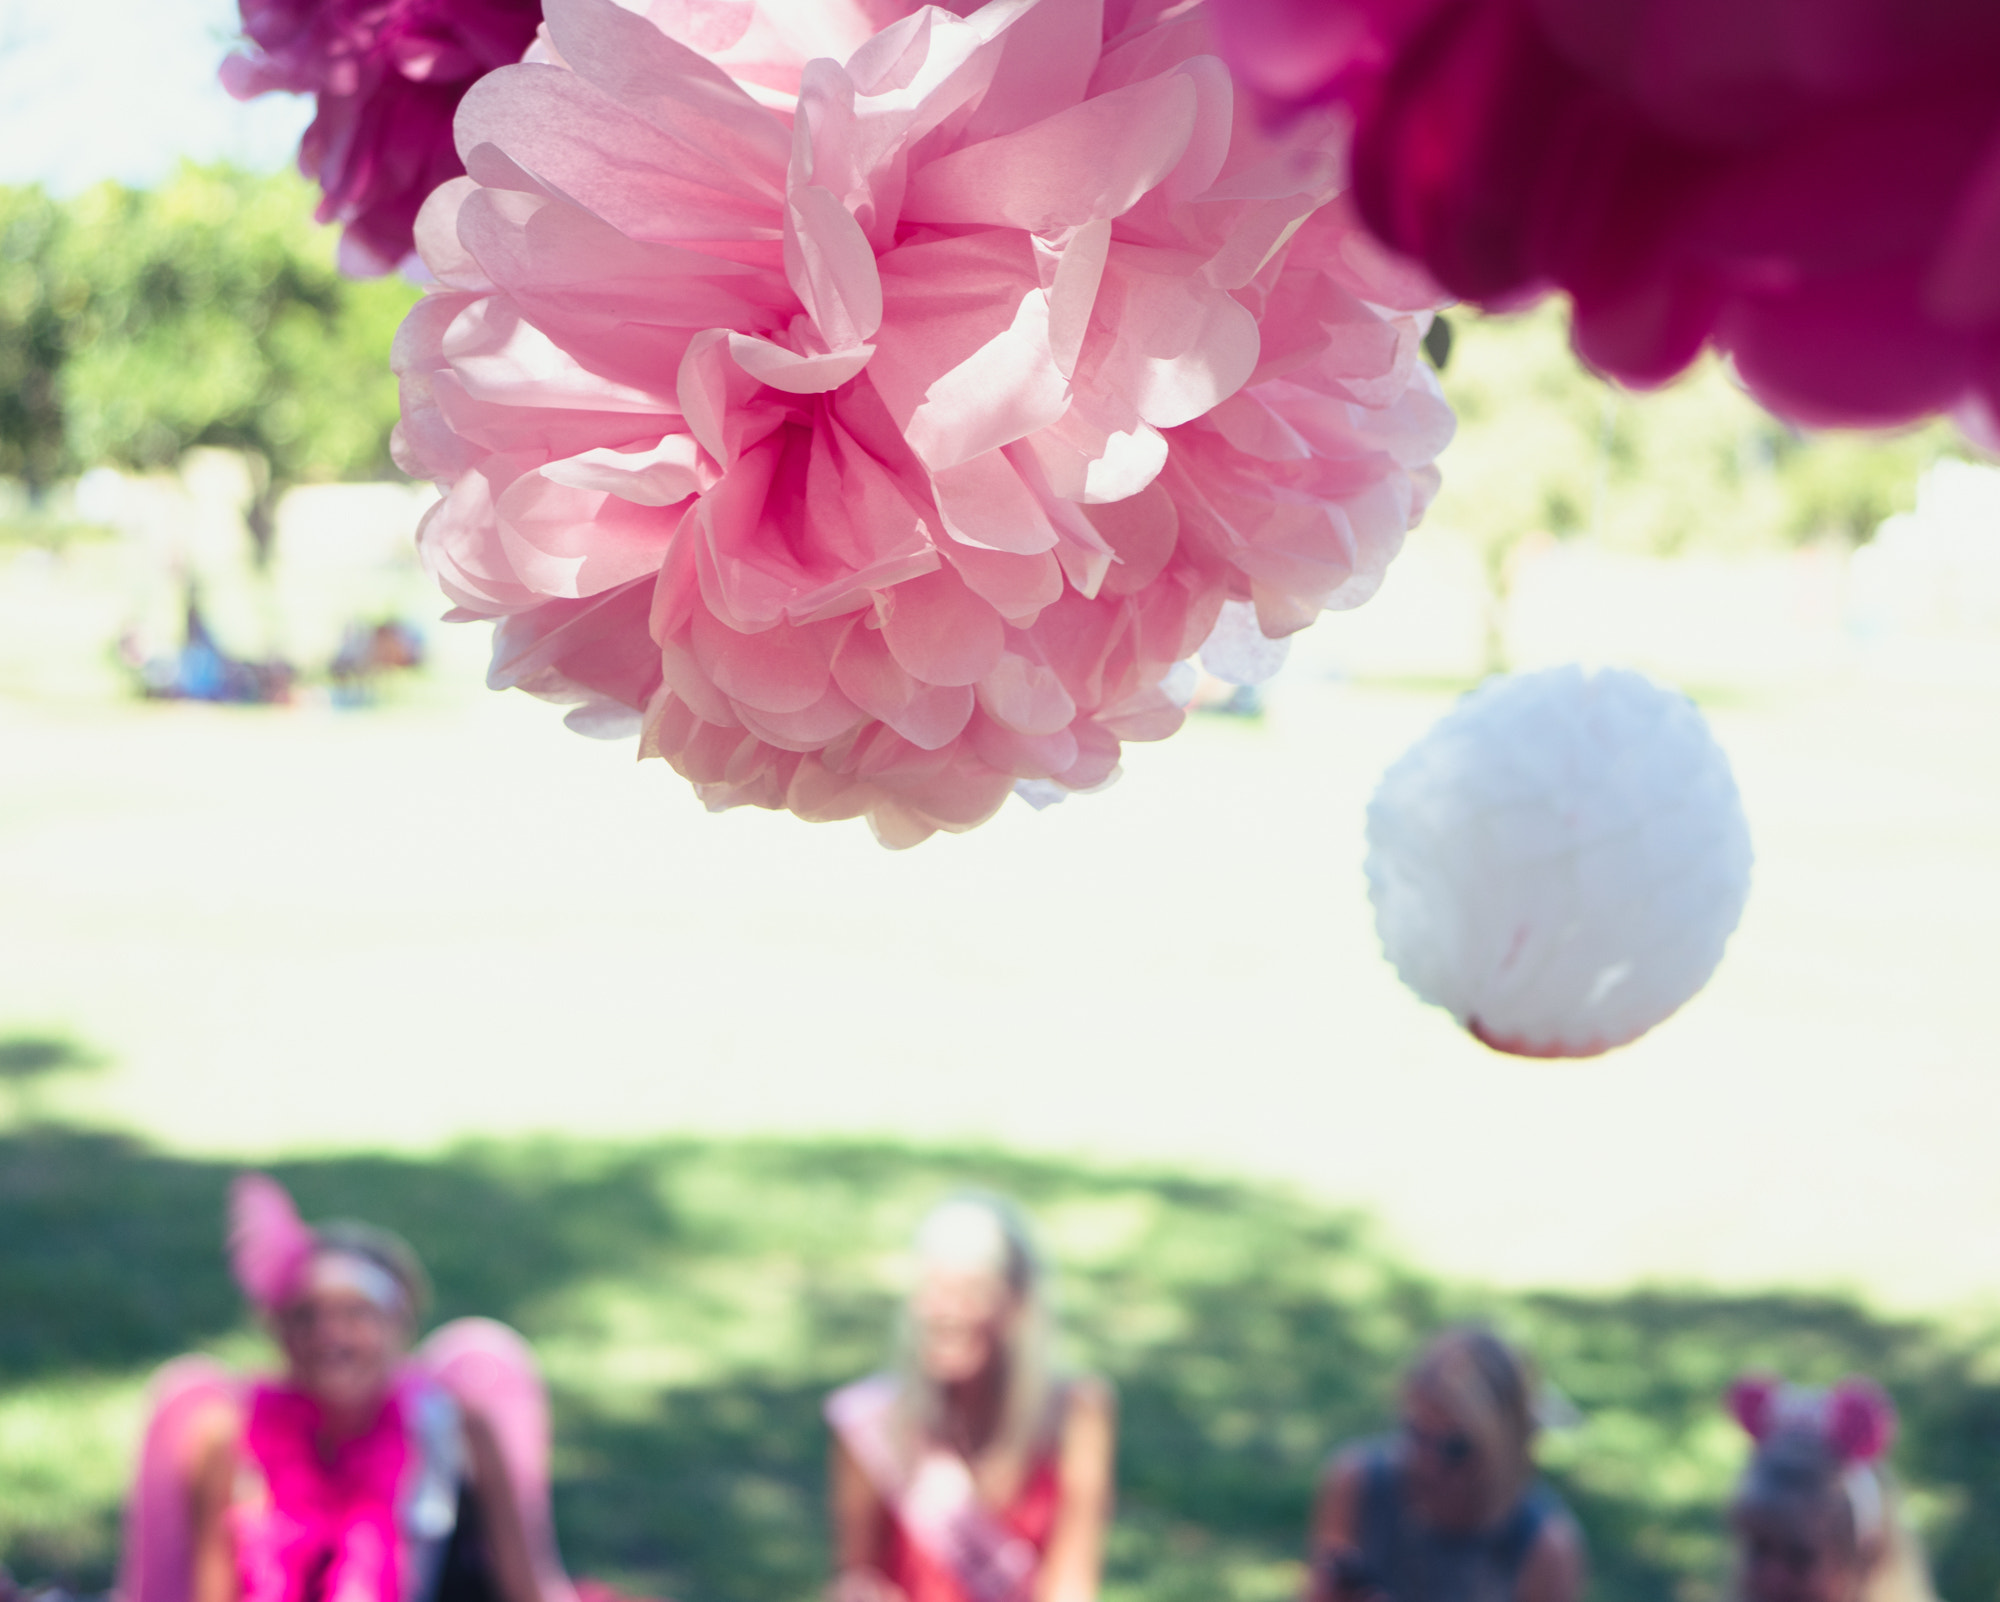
[393,0,1455,846]
[1209,0,2000,438]
[224,0,545,275]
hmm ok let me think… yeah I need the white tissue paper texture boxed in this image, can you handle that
[1364,664,1753,1059]
[1199,599,1293,686]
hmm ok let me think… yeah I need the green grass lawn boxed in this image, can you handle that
[5,1128,1998,1602]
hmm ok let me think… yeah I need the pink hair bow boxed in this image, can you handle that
[1727,1374,1896,1464]
[228,1173,316,1311]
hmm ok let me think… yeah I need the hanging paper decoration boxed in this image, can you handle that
[1365,665,1753,1059]
[1207,0,2000,439]
[1200,599,1292,687]
[223,0,544,275]
[393,0,1455,846]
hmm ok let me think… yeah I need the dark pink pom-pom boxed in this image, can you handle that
[1826,1378,1897,1464]
[1727,1374,1781,1442]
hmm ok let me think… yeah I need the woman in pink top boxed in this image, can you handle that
[121,1176,576,1602]
[826,1196,1114,1602]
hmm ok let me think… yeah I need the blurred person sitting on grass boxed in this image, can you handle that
[826,1194,1114,1602]
[1725,1376,1935,1602]
[1308,1328,1586,1602]
[121,1176,576,1602]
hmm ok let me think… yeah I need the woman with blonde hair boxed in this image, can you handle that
[1726,1376,1935,1602]
[1307,1327,1585,1602]
[826,1194,1114,1602]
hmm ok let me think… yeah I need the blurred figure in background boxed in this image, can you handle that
[1308,1328,1585,1602]
[121,1175,575,1602]
[120,587,296,705]
[826,1195,1114,1602]
[1726,1376,1934,1602]
[330,619,426,708]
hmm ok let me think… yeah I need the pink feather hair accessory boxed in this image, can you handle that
[1726,1374,1897,1465]
[228,1173,318,1311]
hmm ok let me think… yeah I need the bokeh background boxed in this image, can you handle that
[4,4,2000,1602]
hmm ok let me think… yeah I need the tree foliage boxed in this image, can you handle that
[1421,304,1966,667]
[0,164,418,547]
[1429,304,1963,559]
[0,188,76,499]
[0,170,1968,576]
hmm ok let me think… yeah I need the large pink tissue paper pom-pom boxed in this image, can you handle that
[394,0,1454,846]
[223,0,544,275]
[1210,0,2000,435]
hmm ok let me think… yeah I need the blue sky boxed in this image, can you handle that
[0,0,311,192]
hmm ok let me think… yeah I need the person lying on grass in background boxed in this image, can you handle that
[826,1193,1114,1602]
[1726,1376,1935,1602]
[121,1175,575,1602]
[1308,1327,1586,1602]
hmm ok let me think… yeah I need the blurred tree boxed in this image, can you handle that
[1426,305,1963,670]
[0,188,79,503]
[49,164,418,561]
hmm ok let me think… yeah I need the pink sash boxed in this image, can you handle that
[825,1377,1046,1602]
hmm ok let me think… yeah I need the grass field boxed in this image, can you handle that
[5,524,2000,1602]
[7,1133,2000,1602]
[4,628,1999,1308]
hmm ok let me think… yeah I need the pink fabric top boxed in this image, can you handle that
[232,1380,417,1602]
[827,1377,1060,1602]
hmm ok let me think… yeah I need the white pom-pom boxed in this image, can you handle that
[563,700,643,739]
[1199,600,1292,686]
[1365,665,1753,1058]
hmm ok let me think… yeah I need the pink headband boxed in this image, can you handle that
[228,1173,317,1311]
[1727,1374,1897,1464]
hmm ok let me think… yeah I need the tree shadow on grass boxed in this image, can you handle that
[3,1129,1998,1602]
[0,1129,681,1385]
[1522,1289,2000,1602]
[0,1032,107,1126]
[0,1036,105,1082]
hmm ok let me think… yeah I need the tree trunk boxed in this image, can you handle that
[1482,536,1514,677]
[246,478,281,568]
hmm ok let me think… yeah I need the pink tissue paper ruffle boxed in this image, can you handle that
[1209,0,2000,435]
[393,0,1454,846]
[228,1173,317,1312]
[223,0,544,275]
